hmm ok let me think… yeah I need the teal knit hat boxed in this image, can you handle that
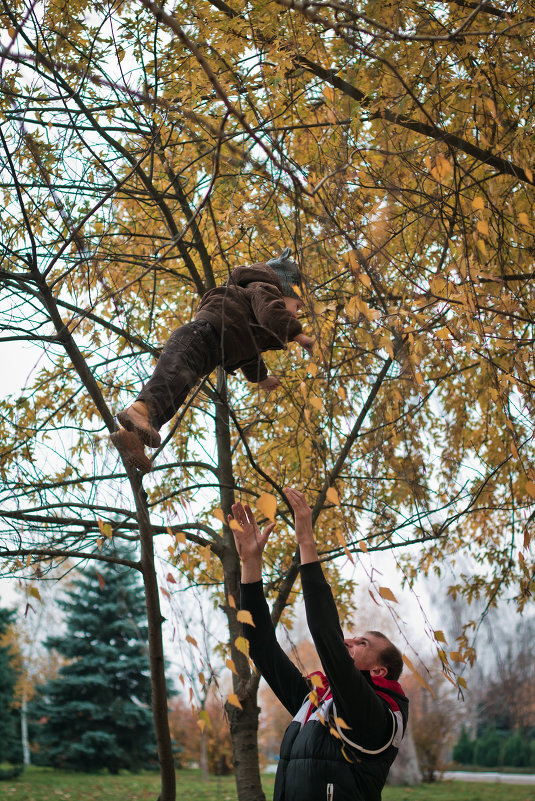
[266,247,302,298]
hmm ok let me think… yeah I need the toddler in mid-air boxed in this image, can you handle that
[111,248,314,472]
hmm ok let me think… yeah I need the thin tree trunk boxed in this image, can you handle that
[214,368,266,801]
[133,475,176,801]
[200,729,208,781]
[21,692,30,766]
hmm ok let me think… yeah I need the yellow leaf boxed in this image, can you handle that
[186,634,198,647]
[526,481,535,498]
[525,168,533,183]
[326,487,340,506]
[237,609,255,627]
[97,519,113,539]
[96,537,104,549]
[518,212,530,227]
[449,651,464,662]
[472,196,485,210]
[229,519,243,531]
[213,508,225,523]
[257,492,277,522]
[309,396,323,412]
[359,541,368,552]
[476,220,489,236]
[434,630,446,643]
[458,676,467,689]
[227,593,236,608]
[334,716,350,730]
[308,363,318,377]
[175,530,186,545]
[227,693,243,710]
[309,674,324,688]
[378,586,398,603]
[234,636,250,657]
[226,658,237,675]
[323,86,335,103]
[29,586,41,602]
[338,386,346,400]
[402,655,435,695]
[477,239,488,256]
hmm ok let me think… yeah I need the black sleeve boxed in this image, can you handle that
[301,562,394,750]
[240,581,309,716]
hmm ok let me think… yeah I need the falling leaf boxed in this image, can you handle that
[226,658,237,675]
[227,693,243,710]
[234,636,249,657]
[257,492,277,522]
[378,586,398,603]
[29,586,41,602]
[237,609,255,627]
[326,486,340,506]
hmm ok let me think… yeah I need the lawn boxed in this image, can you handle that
[2,767,534,801]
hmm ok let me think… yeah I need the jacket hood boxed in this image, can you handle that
[227,263,283,292]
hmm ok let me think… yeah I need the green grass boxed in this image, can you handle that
[1,767,534,801]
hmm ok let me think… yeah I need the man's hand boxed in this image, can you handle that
[294,333,314,355]
[229,502,275,583]
[259,376,282,391]
[285,488,318,565]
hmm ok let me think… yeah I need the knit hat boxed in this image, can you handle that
[266,247,303,299]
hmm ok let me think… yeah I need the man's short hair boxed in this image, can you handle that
[367,630,403,681]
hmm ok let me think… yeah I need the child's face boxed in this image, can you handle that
[283,296,303,318]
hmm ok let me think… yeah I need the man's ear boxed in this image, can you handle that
[370,665,388,679]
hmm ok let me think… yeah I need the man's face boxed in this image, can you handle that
[283,296,303,318]
[343,633,387,676]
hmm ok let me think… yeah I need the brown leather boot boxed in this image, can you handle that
[110,428,152,473]
[117,402,161,448]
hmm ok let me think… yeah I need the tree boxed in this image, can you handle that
[0,607,22,769]
[473,727,502,768]
[1,1,535,799]
[32,555,158,772]
[452,726,474,766]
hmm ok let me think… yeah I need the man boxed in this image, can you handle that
[230,488,408,801]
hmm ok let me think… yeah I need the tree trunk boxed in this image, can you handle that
[200,729,208,781]
[133,474,176,801]
[226,695,265,801]
[21,692,30,766]
[214,368,265,801]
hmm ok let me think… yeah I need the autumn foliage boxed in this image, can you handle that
[1,1,535,798]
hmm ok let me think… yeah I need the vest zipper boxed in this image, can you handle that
[327,783,334,800]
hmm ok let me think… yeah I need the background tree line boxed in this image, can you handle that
[1,1,535,799]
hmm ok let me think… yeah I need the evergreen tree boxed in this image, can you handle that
[452,726,474,765]
[33,554,158,772]
[502,730,529,768]
[0,607,22,766]
[473,727,502,768]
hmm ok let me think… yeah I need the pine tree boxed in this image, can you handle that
[33,554,158,772]
[0,607,22,766]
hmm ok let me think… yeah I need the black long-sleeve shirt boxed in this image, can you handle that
[241,561,404,751]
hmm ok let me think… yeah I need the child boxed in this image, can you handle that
[111,248,314,472]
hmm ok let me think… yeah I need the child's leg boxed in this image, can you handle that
[124,320,221,435]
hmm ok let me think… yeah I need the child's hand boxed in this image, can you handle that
[294,333,314,354]
[259,376,282,391]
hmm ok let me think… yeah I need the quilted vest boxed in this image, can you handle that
[273,675,407,801]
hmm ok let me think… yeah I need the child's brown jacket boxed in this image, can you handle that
[195,263,303,382]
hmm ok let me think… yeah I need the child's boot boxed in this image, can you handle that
[117,401,161,448]
[110,428,152,473]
